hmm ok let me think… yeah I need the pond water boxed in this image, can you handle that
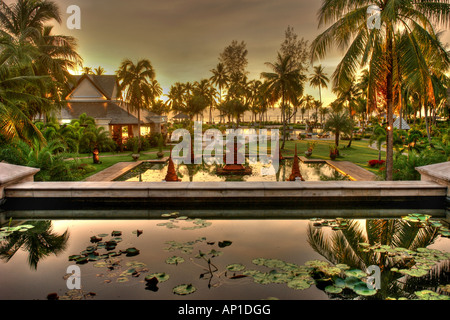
[1,212,449,300]
[115,159,349,182]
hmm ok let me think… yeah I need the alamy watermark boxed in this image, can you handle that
[66,5,81,30]
[66,265,81,290]
[367,5,382,30]
[170,121,280,176]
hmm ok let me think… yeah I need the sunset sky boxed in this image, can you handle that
[9,0,450,107]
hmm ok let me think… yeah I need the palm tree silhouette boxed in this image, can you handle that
[307,218,446,299]
[0,220,69,270]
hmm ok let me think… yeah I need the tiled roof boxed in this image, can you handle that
[62,101,142,125]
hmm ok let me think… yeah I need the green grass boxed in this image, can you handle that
[281,139,386,174]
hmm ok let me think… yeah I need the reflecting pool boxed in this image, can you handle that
[115,159,349,182]
[1,212,449,300]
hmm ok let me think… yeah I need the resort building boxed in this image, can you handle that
[60,74,167,146]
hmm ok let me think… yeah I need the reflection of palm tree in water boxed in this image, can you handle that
[0,221,69,270]
[307,219,447,299]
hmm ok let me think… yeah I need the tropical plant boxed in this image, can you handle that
[369,125,387,161]
[324,110,354,147]
[261,53,305,149]
[0,220,69,269]
[116,58,157,151]
[307,218,445,299]
[310,0,450,180]
[309,64,329,104]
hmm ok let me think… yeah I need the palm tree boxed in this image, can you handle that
[82,66,93,75]
[311,0,450,181]
[210,62,229,122]
[0,220,69,270]
[0,64,47,145]
[194,79,217,123]
[94,66,105,75]
[307,218,443,299]
[0,0,61,43]
[261,53,305,148]
[166,82,186,115]
[116,58,156,151]
[369,125,387,161]
[324,110,354,147]
[309,64,329,104]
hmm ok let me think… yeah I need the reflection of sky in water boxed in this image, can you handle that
[118,160,347,182]
[1,217,448,300]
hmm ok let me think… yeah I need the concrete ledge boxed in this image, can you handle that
[3,181,446,212]
[416,161,450,192]
[0,162,39,201]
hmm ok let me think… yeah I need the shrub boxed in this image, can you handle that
[368,159,386,167]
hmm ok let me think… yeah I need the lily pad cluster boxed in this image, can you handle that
[0,224,35,240]
[310,218,349,231]
[358,242,450,278]
[233,258,378,297]
[243,258,315,289]
[68,230,140,265]
[158,212,212,230]
[402,214,450,238]
[414,290,450,300]
[164,237,207,254]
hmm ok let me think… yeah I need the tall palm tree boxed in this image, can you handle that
[0,220,69,270]
[309,64,329,104]
[311,0,450,180]
[166,82,186,115]
[210,62,229,105]
[261,53,305,148]
[116,58,156,150]
[0,0,61,43]
[194,79,217,123]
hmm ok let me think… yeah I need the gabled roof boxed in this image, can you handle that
[67,74,119,100]
[393,116,410,130]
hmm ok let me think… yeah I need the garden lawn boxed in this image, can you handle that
[281,139,386,174]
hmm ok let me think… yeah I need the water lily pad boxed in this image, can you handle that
[415,290,450,300]
[263,259,286,269]
[116,277,129,283]
[125,247,140,256]
[345,269,366,279]
[111,231,122,236]
[305,260,329,268]
[147,273,170,283]
[166,256,185,265]
[344,276,364,289]
[226,264,246,272]
[75,256,88,264]
[336,264,350,271]
[325,285,343,294]
[252,258,266,266]
[398,268,428,277]
[353,283,377,296]
[173,284,196,295]
[218,240,232,248]
[287,277,313,290]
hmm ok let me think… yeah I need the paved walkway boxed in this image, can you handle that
[299,156,377,181]
[84,157,169,182]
